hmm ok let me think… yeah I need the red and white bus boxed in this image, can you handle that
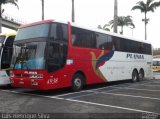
[10,20,152,91]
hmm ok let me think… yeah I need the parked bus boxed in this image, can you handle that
[152,58,160,79]
[10,20,152,91]
[0,33,16,86]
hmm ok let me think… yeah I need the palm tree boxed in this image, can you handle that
[71,0,75,22]
[131,0,160,40]
[0,0,19,33]
[109,16,135,35]
[41,0,44,20]
[98,24,110,31]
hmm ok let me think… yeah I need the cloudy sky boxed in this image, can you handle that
[2,0,160,48]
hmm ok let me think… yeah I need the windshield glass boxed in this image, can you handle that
[11,42,46,70]
[15,23,49,41]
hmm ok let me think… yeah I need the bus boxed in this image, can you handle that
[152,58,160,79]
[0,33,16,86]
[10,20,152,91]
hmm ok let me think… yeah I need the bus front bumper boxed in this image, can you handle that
[10,77,47,90]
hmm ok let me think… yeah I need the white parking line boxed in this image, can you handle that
[114,87,160,92]
[99,92,160,101]
[1,89,64,100]
[56,81,159,97]
[133,83,160,87]
[55,90,95,97]
[65,98,160,114]
[56,83,131,97]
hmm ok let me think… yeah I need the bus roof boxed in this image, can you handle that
[19,19,151,45]
[19,20,54,28]
[0,33,16,37]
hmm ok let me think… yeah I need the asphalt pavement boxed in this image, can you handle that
[0,79,160,119]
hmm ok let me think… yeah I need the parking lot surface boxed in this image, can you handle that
[0,79,160,118]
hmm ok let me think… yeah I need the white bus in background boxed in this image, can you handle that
[0,33,16,86]
[153,58,160,79]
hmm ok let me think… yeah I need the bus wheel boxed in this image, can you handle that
[72,73,84,92]
[139,70,144,81]
[132,70,138,83]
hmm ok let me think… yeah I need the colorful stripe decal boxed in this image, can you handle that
[96,51,114,69]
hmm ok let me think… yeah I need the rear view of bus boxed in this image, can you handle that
[0,33,16,86]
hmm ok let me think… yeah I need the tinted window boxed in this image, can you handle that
[72,27,96,48]
[96,33,113,50]
[71,27,152,54]
[47,23,68,72]
[112,37,152,55]
[153,61,160,66]
[50,23,68,41]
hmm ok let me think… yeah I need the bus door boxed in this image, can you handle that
[1,36,15,71]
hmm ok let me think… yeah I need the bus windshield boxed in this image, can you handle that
[15,23,49,41]
[12,22,68,71]
[11,42,46,70]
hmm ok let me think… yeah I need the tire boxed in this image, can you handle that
[132,70,138,83]
[72,73,84,92]
[139,70,144,81]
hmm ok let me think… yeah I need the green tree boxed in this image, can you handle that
[98,24,110,31]
[131,0,160,40]
[109,16,135,35]
[0,0,19,33]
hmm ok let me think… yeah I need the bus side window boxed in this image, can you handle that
[1,36,15,69]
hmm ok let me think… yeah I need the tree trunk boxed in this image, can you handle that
[72,0,75,22]
[113,0,118,33]
[42,0,44,20]
[121,26,123,34]
[144,12,147,40]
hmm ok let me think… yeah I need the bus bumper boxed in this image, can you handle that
[10,78,47,90]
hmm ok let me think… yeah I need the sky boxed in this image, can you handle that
[2,0,160,48]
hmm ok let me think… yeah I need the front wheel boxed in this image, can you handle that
[72,73,84,92]
[132,70,138,83]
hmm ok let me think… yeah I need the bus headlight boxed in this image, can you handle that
[30,74,43,79]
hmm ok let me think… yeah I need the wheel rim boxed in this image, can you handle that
[74,78,81,88]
